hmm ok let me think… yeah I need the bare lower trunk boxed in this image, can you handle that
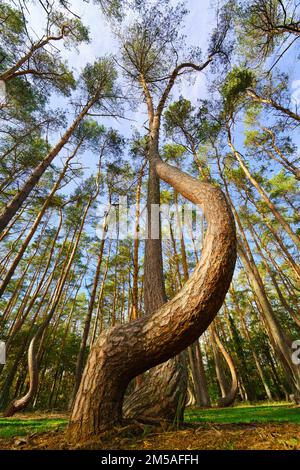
[123,355,187,424]
[188,341,211,407]
[212,325,238,407]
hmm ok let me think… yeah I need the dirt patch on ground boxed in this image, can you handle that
[1,422,300,450]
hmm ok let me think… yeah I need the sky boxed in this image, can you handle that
[25,0,300,187]
[24,0,217,192]
[26,0,300,132]
[28,0,214,112]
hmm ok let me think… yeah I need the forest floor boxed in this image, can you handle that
[0,403,300,450]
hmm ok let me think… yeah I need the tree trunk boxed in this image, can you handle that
[249,224,300,328]
[124,132,187,421]
[130,163,145,322]
[0,96,98,233]
[224,303,256,402]
[4,199,92,416]
[238,241,300,401]
[237,185,300,281]
[219,159,300,400]
[123,354,187,424]
[227,125,300,250]
[211,327,227,394]
[67,155,236,441]
[235,296,273,401]
[175,200,211,409]
[71,234,106,404]
[188,341,211,407]
[0,154,75,298]
[211,324,238,407]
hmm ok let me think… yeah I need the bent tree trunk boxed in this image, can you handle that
[68,157,237,441]
[211,325,238,407]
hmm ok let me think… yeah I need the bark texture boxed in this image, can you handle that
[123,355,187,423]
[68,156,237,441]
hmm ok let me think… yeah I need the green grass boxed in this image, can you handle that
[0,403,298,440]
[185,402,300,425]
[0,417,68,439]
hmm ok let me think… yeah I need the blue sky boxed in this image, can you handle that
[26,0,300,185]
[29,0,214,109]
[27,0,300,117]
[26,0,217,189]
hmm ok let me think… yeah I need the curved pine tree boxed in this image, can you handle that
[67,155,237,441]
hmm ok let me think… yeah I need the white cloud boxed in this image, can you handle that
[291,80,300,106]
[26,0,214,134]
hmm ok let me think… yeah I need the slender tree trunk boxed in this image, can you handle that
[234,294,273,401]
[0,95,99,233]
[91,241,112,345]
[249,224,300,328]
[237,186,300,281]
[130,167,143,390]
[211,327,228,394]
[175,197,211,408]
[211,322,238,407]
[71,232,106,404]
[0,145,80,298]
[227,125,300,250]
[130,163,145,322]
[0,223,50,333]
[224,303,256,401]
[219,158,300,400]
[3,211,64,348]
[4,198,92,416]
[238,241,300,401]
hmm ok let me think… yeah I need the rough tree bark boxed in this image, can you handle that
[123,354,187,424]
[67,155,237,441]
